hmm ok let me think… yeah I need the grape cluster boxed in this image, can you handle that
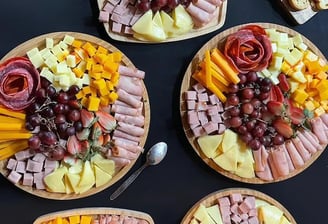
[26,77,82,160]
[137,0,189,13]
[225,72,284,150]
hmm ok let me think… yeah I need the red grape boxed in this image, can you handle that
[66,126,76,136]
[241,88,254,99]
[138,1,151,11]
[229,116,242,128]
[28,136,41,150]
[252,126,265,138]
[57,92,69,104]
[228,83,239,93]
[53,104,65,114]
[246,71,258,83]
[273,134,284,145]
[228,107,240,117]
[55,114,66,124]
[246,120,256,131]
[39,131,57,146]
[238,74,247,84]
[237,125,248,135]
[241,132,253,143]
[248,139,261,150]
[41,77,51,88]
[67,109,81,122]
[227,94,240,106]
[50,146,65,161]
[241,102,254,114]
[46,85,56,98]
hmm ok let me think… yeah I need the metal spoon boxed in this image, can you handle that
[110,142,168,200]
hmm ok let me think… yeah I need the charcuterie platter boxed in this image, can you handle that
[0,32,150,199]
[181,188,296,224]
[180,23,328,184]
[280,0,317,24]
[96,0,227,43]
[33,207,154,224]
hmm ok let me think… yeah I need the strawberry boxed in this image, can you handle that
[267,101,285,116]
[272,118,294,138]
[93,134,104,147]
[76,128,90,140]
[81,109,96,128]
[68,100,82,110]
[95,111,117,132]
[91,122,102,140]
[285,99,305,125]
[278,73,290,93]
[269,86,284,103]
[67,135,81,155]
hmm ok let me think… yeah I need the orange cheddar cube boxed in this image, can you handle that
[72,40,83,48]
[75,91,84,100]
[106,81,114,91]
[292,89,308,104]
[87,96,100,111]
[96,45,108,55]
[53,217,63,224]
[92,64,103,73]
[104,61,119,73]
[108,91,118,103]
[100,95,109,106]
[101,71,112,79]
[80,215,92,224]
[113,51,122,62]
[68,215,80,224]
[73,67,84,78]
[82,86,92,95]
[93,53,108,64]
[82,42,97,57]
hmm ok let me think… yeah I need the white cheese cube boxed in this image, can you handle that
[256,71,265,78]
[290,48,303,62]
[68,71,77,84]
[287,38,294,50]
[270,75,279,85]
[275,47,289,57]
[291,71,307,83]
[66,55,76,68]
[27,47,40,58]
[58,41,68,50]
[295,42,308,52]
[260,68,271,77]
[40,67,54,83]
[294,61,305,71]
[46,38,54,48]
[28,53,44,68]
[51,45,63,56]
[269,56,283,71]
[44,57,58,71]
[292,34,303,46]
[63,35,75,45]
[40,48,52,59]
[52,81,62,92]
[75,48,88,60]
[81,73,91,85]
[289,80,299,93]
[59,75,71,87]
[56,62,69,74]
[305,50,318,61]
[266,29,279,42]
[279,32,288,43]
[271,43,277,53]
[75,78,84,89]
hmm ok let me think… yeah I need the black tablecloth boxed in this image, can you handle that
[0,0,327,223]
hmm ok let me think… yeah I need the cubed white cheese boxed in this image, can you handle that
[81,73,91,85]
[269,56,283,71]
[68,71,77,84]
[44,57,58,71]
[63,35,75,45]
[75,78,84,89]
[279,32,289,43]
[260,68,271,77]
[40,48,53,59]
[291,71,307,83]
[40,67,54,83]
[295,42,308,52]
[275,47,289,57]
[46,38,54,48]
[59,75,71,87]
[271,43,277,53]
[304,50,318,61]
[58,41,68,50]
[26,47,40,58]
[287,38,294,50]
[292,34,303,46]
[56,62,69,74]
[290,48,303,62]
[28,53,44,68]
[66,55,76,68]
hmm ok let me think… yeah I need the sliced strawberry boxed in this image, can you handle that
[75,128,90,140]
[273,85,284,103]
[95,111,117,132]
[278,73,290,93]
[67,135,81,155]
[81,109,96,128]
[272,118,294,138]
[267,101,285,116]
[290,107,305,125]
[91,122,102,140]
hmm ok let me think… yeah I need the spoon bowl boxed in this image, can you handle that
[110,142,168,200]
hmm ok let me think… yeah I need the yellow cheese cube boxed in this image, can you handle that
[288,80,299,93]
[90,72,102,80]
[68,215,80,224]
[93,79,107,90]
[66,55,76,67]
[98,87,109,96]
[93,53,108,64]
[87,96,100,111]
[81,97,89,108]
[82,42,97,57]
[316,79,328,92]
[292,89,308,104]
[319,90,328,101]
[101,71,112,79]
[72,40,83,48]
[281,61,292,75]
[82,86,92,95]
[104,61,119,73]
[113,51,122,62]
[53,217,63,224]
[73,67,84,78]
[80,215,92,224]
[106,81,114,91]
[108,91,118,103]
[92,64,103,73]
[96,45,108,55]
[75,91,84,100]
[100,95,109,106]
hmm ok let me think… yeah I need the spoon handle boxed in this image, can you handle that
[110,163,148,200]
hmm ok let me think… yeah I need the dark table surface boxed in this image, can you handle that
[0,0,327,223]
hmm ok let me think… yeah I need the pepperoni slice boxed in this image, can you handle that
[224,25,272,74]
[0,57,40,110]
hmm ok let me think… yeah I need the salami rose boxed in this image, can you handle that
[223,25,272,74]
[0,57,40,110]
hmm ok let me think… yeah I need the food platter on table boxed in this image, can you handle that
[96,0,227,43]
[180,23,328,184]
[33,207,154,224]
[181,188,297,224]
[0,32,150,199]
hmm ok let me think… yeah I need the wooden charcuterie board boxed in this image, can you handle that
[280,0,318,24]
[0,32,150,200]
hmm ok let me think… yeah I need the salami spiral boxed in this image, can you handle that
[224,25,273,74]
[0,57,40,110]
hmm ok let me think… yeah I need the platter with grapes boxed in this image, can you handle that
[181,188,296,224]
[180,23,328,184]
[96,0,227,43]
[0,32,150,199]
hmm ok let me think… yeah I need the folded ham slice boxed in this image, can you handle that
[285,140,304,169]
[310,117,328,145]
[291,136,311,162]
[271,146,289,177]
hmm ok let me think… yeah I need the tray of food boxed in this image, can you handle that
[280,0,327,24]
[0,32,150,199]
[97,0,227,43]
[181,188,296,224]
[33,207,154,224]
[180,23,328,183]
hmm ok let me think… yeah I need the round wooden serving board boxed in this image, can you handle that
[96,0,227,43]
[0,32,150,199]
[180,23,327,184]
[33,207,154,224]
[180,188,297,224]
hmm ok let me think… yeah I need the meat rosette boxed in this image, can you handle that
[223,25,272,73]
[0,57,40,110]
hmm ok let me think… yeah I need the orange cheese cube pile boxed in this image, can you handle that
[282,49,328,116]
[73,41,122,111]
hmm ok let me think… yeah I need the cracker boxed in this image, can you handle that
[288,0,310,10]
